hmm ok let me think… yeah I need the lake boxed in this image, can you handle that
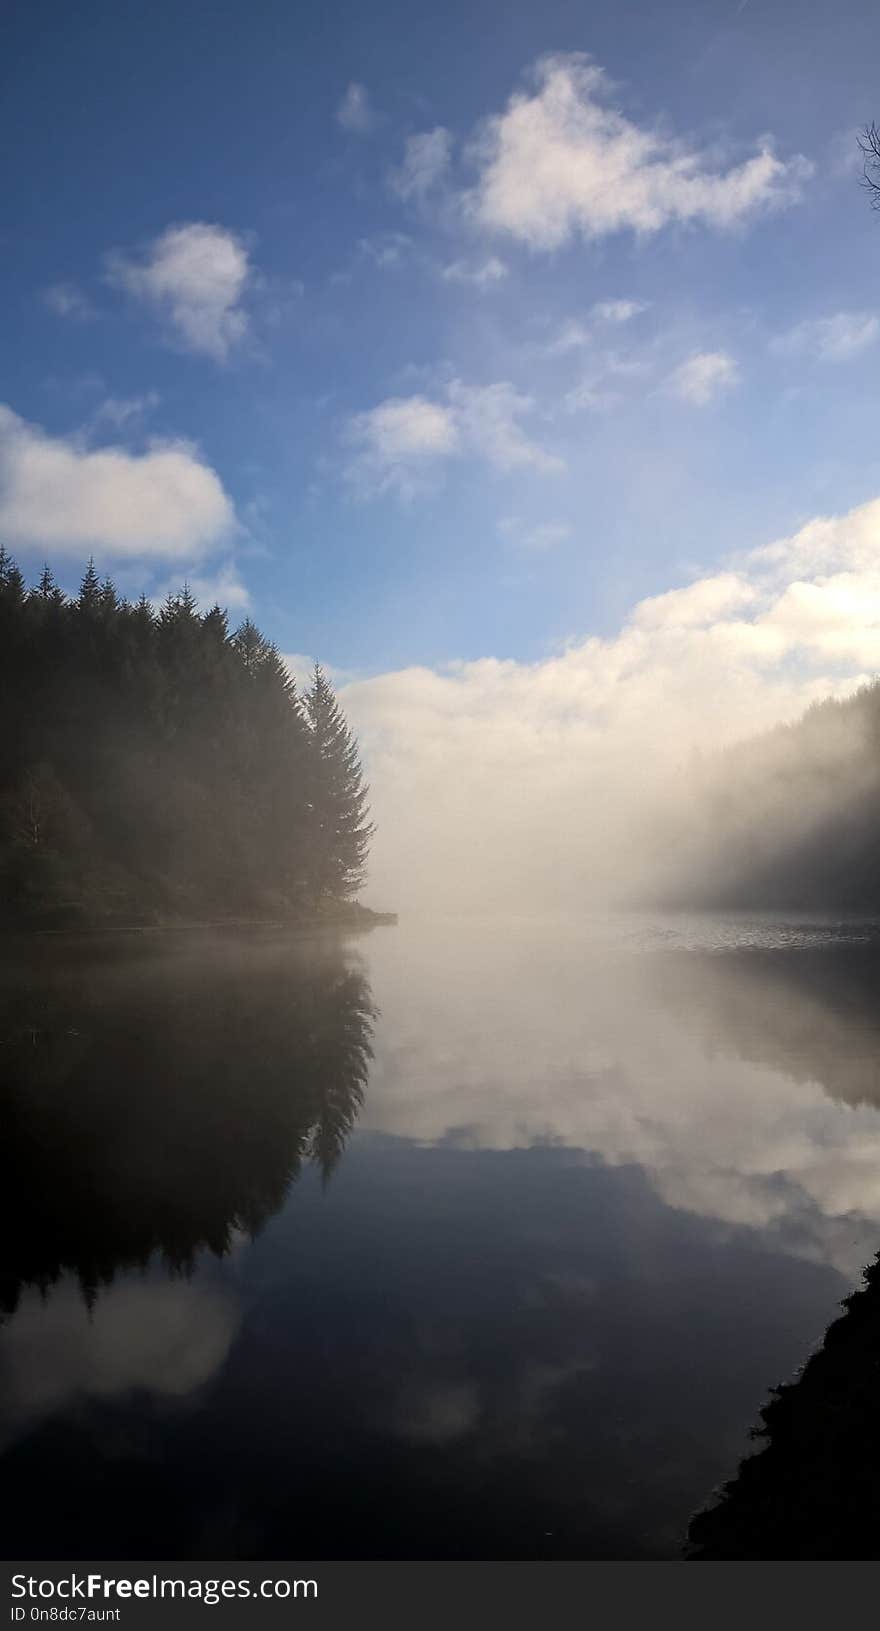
[3,914,880,1559]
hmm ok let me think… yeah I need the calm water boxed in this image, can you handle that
[3,914,880,1559]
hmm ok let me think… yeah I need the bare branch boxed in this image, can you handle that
[858,122,880,209]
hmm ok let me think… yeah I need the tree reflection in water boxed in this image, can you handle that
[0,931,376,1317]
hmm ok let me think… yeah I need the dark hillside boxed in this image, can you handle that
[666,681,880,912]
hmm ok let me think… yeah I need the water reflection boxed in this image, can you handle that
[650,938,880,1110]
[1,1275,239,1451]
[4,917,880,1558]
[0,932,375,1314]
[361,921,880,1274]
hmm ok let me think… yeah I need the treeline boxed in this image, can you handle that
[664,679,880,913]
[0,551,373,926]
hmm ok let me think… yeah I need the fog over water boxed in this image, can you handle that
[360,916,880,1276]
[3,915,880,1557]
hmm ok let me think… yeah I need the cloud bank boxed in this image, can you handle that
[343,495,880,914]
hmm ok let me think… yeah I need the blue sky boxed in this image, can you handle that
[4,0,880,683]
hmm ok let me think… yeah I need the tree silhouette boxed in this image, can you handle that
[303,664,374,906]
[859,122,880,208]
[664,678,880,913]
[0,552,375,925]
[688,1252,880,1559]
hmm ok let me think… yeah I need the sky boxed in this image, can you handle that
[5,0,880,907]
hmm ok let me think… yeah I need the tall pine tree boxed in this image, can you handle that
[303,665,374,906]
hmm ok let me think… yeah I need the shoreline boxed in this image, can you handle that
[1,906,398,938]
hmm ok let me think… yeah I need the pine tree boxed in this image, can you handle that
[231,616,268,674]
[0,546,26,605]
[0,548,27,657]
[303,665,374,905]
[0,552,375,925]
[98,575,119,618]
[77,558,101,614]
[36,564,64,605]
[202,603,230,646]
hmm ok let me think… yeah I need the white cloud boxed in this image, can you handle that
[0,404,236,558]
[591,298,648,323]
[390,127,453,200]
[631,570,757,630]
[107,222,252,361]
[346,379,560,496]
[749,496,880,585]
[772,310,880,362]
[441,256,508,288]
[448,380,562,472]
[282,652,356,692]
[43,282,95,321]
[467,54,809,249]
[668,350,739,403]
[336,82,377,134]
[342,494,880,916]
[347,394,459,496]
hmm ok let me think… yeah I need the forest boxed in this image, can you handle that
[0,550,374,927]
[662,678,880,914]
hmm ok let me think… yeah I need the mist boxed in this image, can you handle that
[358,916,880,1281]
[343,495,880,917]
